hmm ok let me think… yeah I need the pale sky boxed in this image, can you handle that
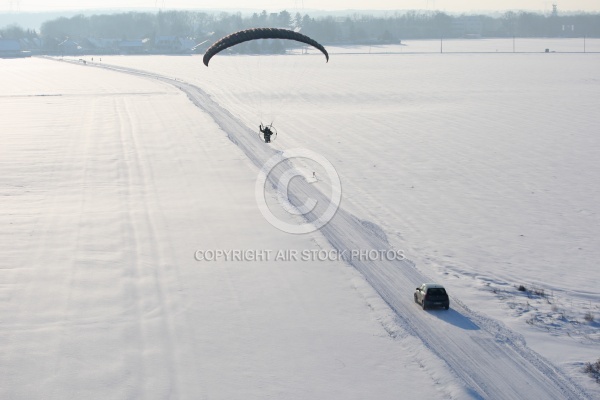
[5,1,600,13]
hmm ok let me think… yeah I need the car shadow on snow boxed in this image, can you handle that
[425,308,480,331]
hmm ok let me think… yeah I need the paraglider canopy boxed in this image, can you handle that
[203,28,329,66]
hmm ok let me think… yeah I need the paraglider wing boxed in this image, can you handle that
[203,28,329,66]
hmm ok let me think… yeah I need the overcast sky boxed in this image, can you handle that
[5,0,599,13]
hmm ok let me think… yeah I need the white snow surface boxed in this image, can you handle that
[0,57,452,400]
[2,39,599,398]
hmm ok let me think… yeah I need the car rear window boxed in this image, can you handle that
[428,288,447,296]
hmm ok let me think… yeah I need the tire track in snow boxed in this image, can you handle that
[117,98,182,399]
[81,60,591,400]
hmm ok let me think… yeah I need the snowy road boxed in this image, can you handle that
[84,59,591,399]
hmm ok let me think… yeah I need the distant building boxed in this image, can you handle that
[177,37,197,53]
[154,36,198,53]
[0,39,29,57]
[118,39,147,54]
[57,38,81,55]
[19,37,43,53]
[154,36,179,52]
[84,37,121,53]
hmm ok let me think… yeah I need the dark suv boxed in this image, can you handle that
[414,283,450,310]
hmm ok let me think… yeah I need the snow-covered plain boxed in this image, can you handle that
[1,38,599,398]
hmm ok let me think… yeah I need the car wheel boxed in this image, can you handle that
[444,305,449,310]
[422,301,427,310]
[414,294,418,303]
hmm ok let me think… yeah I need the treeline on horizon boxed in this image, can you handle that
[2,9,599,48]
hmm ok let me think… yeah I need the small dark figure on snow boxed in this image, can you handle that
[259,124,274,143]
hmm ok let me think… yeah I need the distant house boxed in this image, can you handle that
[0,39,29,58]
[190,39,210,54]
[154,35,177,52]
[84,37,121,53]
[178,37,197,53]
[118,39,146,54]
[19,37,43,53]
[57,38,81,55]
[154,36,198,53]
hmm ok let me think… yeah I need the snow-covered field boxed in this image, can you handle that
[1,38,599,398]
